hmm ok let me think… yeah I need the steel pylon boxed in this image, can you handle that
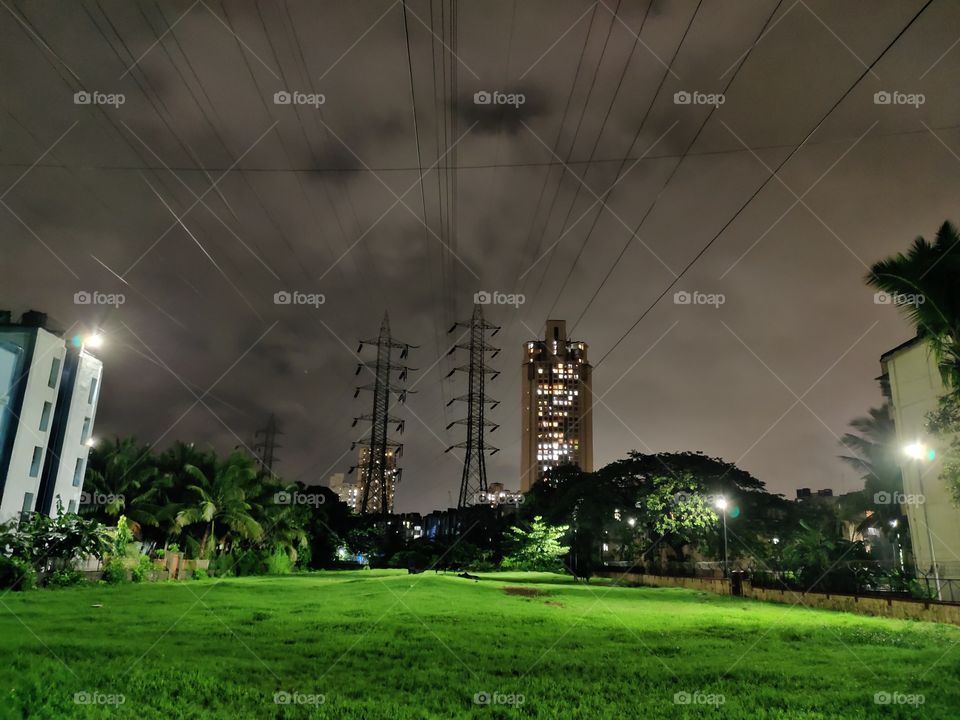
[445,304,500,508]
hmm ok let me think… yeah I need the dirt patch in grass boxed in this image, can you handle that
[544,600,565,608]
[502,586,548,598]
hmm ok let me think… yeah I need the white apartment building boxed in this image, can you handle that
[0,311,103,523]
[882,337,960,601]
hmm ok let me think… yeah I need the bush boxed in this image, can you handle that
[266,546,293,575]
[130,555,152,583]
[0,556,36,591]
[47,566,84,588]
[193,568,209,580]
[102,557,127,584]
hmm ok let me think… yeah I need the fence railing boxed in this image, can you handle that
[598,560,960,603]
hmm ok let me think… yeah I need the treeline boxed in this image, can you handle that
[81,437,353,573]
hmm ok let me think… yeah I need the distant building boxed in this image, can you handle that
[398,512,423,540]
[327,472,359,513]
[520,320,593,492]
[795,488,835,501]
[0,311,103,522]
[881,336,960,600]
[354,446,398,514]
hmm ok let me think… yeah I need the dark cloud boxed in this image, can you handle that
[1,0,958,511]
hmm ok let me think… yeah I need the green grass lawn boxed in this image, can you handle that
[0,570,957,719]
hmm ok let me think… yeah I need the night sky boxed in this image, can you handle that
[2,0,958,512]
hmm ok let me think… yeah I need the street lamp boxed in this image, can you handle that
[84,333,104,349]
[904,441,936,462]
[715,497,729,579]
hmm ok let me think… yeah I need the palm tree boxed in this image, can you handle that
[83,437,166,535]
[175,451,264,559]
[839,404,904,533]
[867,220,960,389]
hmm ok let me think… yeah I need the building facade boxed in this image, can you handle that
[354,446,399,514]
[882,337,960,601]
[520,319,593,492]
[38,347,103,515]
[0,311,102,523]
[327,472,360,513]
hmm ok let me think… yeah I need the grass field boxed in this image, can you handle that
[0,570,958,719]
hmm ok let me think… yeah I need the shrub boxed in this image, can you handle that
[131,555,152,583]
[0,556,36,591]
[102,557,127,584]
[47,566,84,588]
[193,568,209,580]
[266,546,293,575]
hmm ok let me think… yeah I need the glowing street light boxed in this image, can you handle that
[904,441,936,461]
[627,517,636,527]
[83,333,104,350]
[904,442,926,459]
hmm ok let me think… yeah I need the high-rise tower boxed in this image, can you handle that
[520,320,593,492]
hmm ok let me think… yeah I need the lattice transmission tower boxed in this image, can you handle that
[445,304,500,508]
[253,413,282,480]
[349,312,416,515]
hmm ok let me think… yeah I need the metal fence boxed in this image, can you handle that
[599,559,960,603]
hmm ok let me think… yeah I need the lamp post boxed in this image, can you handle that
[903,440,941,600]
[715,497,729,578]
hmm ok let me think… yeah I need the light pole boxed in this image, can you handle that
[715,497,729,578]
[903,441,941,600]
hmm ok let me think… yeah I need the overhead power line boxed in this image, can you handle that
[593,0,935,369]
